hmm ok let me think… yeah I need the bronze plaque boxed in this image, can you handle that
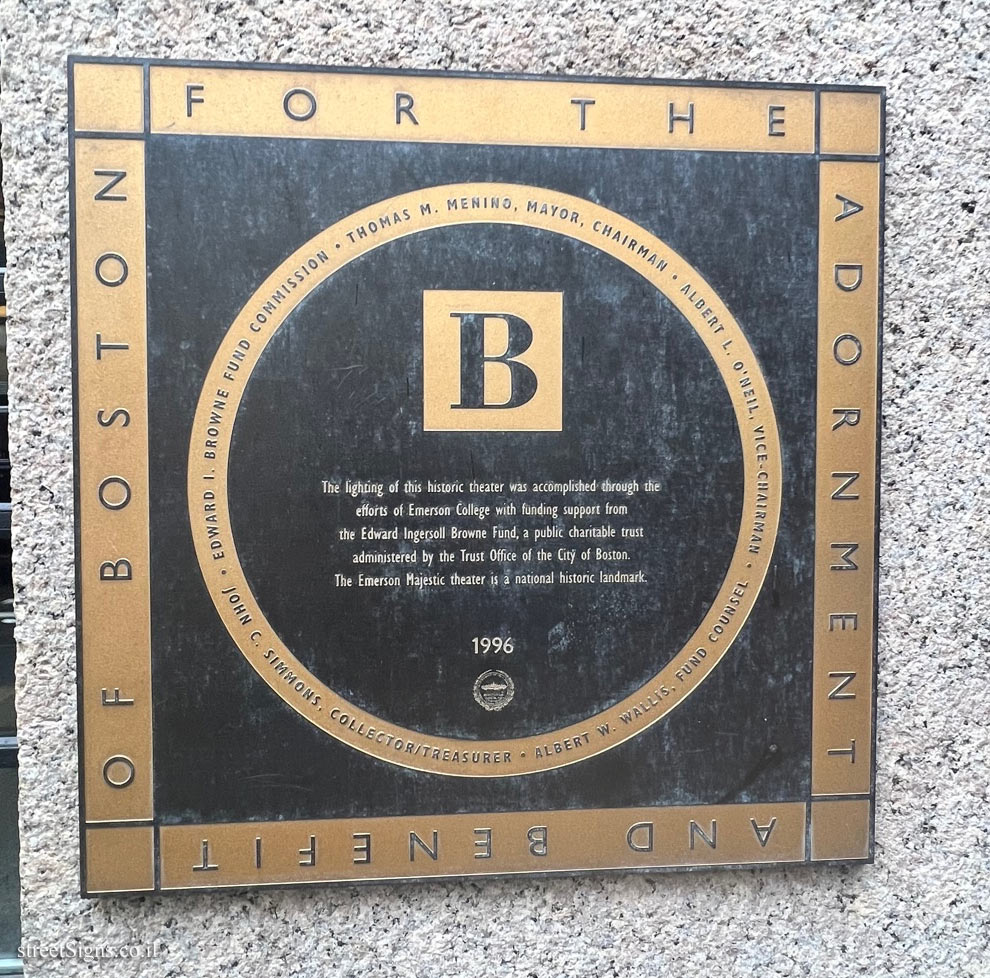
[70,57,883,894]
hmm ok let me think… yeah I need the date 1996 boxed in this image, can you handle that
[472,636,514,654]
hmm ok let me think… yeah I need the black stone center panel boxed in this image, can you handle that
[147,136,816,822]
[229,225,740,740]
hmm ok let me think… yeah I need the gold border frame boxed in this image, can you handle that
[147,65,816,153]
[159,802,808,889]
[70,58,883,893]
[811,159,881,796]
[73,135,155,839]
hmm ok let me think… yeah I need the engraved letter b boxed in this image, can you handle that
[451,312,539,410]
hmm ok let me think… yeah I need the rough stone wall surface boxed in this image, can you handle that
[1,1,987,976]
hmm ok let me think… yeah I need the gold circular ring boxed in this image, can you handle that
[187,183,782,777]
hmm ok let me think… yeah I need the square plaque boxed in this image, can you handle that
[70,57,883,894]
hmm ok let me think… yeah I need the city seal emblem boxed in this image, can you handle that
[473,669,515,711]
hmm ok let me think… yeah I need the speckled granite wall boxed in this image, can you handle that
[1,2,987,975]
